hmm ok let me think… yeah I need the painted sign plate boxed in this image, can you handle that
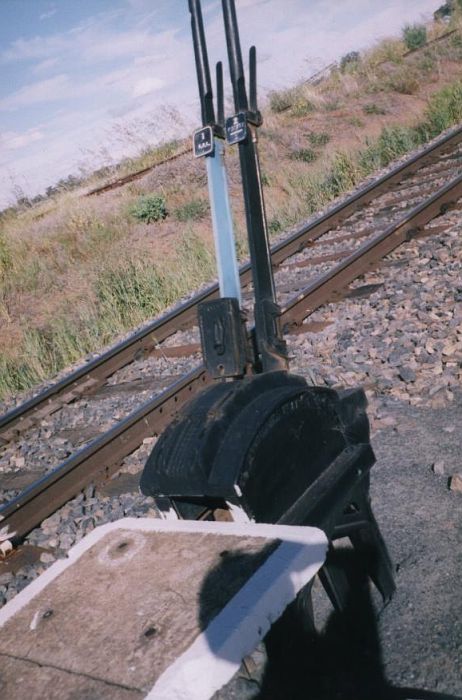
[193,126,214,158]
[225,113,247,145]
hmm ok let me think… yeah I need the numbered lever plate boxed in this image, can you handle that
[225,113,247,145]
[193,126,214,158]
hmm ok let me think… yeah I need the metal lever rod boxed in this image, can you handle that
[221,0,248,112]
[249,45,257,114]
[189,0,241,305]
[205,141,241,304]
[189,0,215,126]
[216,61,225,128]
[221,0,287,372]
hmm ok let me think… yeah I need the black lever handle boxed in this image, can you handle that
[220,0,288,372]
[249,46,257,114]
[216,61,224,128]
[189,0,215,126]
[222,0,248,112]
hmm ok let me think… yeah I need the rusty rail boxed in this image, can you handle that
[84,145,191,197]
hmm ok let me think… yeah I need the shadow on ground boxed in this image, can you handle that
[200,547,461,700]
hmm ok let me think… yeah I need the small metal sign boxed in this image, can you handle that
[225,113,247,145]
[193,126,214,158]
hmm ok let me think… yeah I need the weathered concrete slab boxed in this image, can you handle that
[0,654,141,700]
[0,518,326,700]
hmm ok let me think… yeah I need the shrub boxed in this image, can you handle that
[291,97,316,117]
[269,89,293,113]
[449,33,462,59]
[417,51,436,74]
[340,51,360,72]
[433,1,461,20]
[0,233,11,279]
[307,131,330,146]
[366,39,404,67]
[174,199,208,222]
[268,217,283,235]
[359,126,420,173]
[130,194,167,223]
[421,81,462,137]
[289,148,318,163]
[386,68,420,94]
[323,152,360,197]
[363,103,387,115]
[269,86,316,116]
[403,24,427,51]
[324,99,340,112]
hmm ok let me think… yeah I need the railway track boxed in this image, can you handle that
[1,124,462,553]
[83,144,191,197]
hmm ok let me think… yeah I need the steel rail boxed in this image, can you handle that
[1,125,462,443]
[281,172,462,328]
[1,171,461,544]
[0,367,209,544]
[84,145,191,197]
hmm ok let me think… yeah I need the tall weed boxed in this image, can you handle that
[359,126,421,173]
[0,232,11,280]
[421,81,462,137]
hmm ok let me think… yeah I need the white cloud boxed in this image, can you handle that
[81,31,154,62]
[40,8,57,21]
[0,64,159,112]
[0,128,44,151]
[1,22,178,67]
[236,0,270,8]
[32,57,59,75]
[203,1,220,15]
[132,77,164,98]
[126,0,155,9]
[0,75,70,111]
[1,34,68,63]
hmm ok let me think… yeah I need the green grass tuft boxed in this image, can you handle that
[307,131,330,146]
[359,126,421,173]
[268,86,317,116]
[363,103,387,115]
[0,233,11,281]
[289,148,318,163]
[420,80,462,137]
[174,199,208,222]
[386,67,420,95]
[269,89,293,113]
[403,24,427,51]
[130,194,167,223]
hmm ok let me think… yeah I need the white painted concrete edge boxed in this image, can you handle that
[147,531,326,699]
[0,518,327,699]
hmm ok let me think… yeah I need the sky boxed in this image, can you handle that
[0,0,443,209]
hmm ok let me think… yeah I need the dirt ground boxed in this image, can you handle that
[373,392,462,696]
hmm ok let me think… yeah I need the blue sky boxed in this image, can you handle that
[0,0,442,208]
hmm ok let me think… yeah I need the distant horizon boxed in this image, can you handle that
[0,0,442,209]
